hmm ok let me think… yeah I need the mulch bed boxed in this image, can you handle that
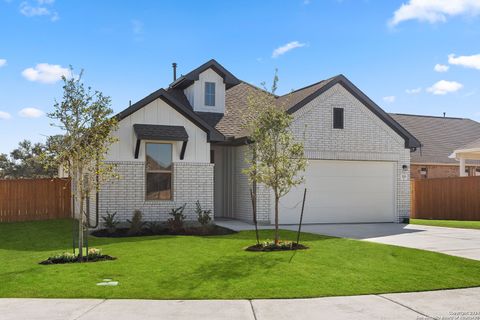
[246,243,309,252]
[39,255,116,265]
[91,225,236,238]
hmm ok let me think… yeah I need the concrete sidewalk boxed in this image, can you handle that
[1,287,479,320]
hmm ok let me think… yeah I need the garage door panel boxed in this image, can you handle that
[276,160,395,224]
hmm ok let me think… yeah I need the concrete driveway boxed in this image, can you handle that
[216,220,480,260]
[1,287,479,320]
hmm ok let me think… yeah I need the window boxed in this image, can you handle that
[333,107,344,129]
[205,82,216,106]
[146,143,172,200]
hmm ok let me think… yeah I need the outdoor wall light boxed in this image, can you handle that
[420,167,427,175]
[402,165,408,171]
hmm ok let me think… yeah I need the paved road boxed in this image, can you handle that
[1,287,478,320]
[216,220,480,260]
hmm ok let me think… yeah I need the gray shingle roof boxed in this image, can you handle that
[458,137,480,150]
[390,113,480,164]
[133,124,188,141]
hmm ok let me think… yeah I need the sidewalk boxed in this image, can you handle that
[1,287,478,320]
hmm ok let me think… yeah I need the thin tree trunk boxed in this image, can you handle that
[250,188,260,245]
[274,192,279,245]
[77,168,84,261]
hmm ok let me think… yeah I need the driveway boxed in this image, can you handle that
[1,287,479,320]
[216,219,480,260]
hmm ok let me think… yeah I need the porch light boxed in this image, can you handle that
[402,165,408,172]
[420,167,427,176]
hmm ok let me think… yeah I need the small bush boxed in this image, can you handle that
[127,209,146,235]
[147,221,164,234]
[195,200,212,226]
[87,248,102,259]
[102,211,119,234]
[167,204,186,232]
[45,252,78,264]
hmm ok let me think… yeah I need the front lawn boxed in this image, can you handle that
[1,219,480,299]
[411,219,480,230]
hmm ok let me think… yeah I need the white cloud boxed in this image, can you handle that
[406,87,422,94]
[389,0,480,26]
[434,63,449,72]
[19,107,44,118]
[20,2,50,17]
[272,41,306,58]
[448,53,480,70]
[19,0,59,21]
[427,80,463,95]
[383,96,396,103]
[0,111,12,120]
[22,63,71,84]
[0,59,6,67]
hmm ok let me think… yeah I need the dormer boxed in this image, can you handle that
[169,59,240,114]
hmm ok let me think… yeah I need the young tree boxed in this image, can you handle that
[243,71,307,245]
[47,69,117,260]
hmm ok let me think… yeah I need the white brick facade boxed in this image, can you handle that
[98,161,214,222]
[289,84,411,222]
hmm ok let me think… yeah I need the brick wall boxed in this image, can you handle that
[411,164,480,179]
[98,161,214,223]
[288,83,411,222]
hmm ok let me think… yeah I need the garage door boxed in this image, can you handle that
[276,160,395,224]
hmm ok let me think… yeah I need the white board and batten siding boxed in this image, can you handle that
[106,98,210,163]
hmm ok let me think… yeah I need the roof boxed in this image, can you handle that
[390,113,480,164]
[133,124,188,141]
[117,59,420,148]
[169,59,241,90]
[458,137,480,151]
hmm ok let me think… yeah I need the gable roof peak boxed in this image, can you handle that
[169,59,241,90]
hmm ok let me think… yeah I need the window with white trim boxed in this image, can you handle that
[205,82,216,106]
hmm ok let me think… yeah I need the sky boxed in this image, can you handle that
[1,0,480,153]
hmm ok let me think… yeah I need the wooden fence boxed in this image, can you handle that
[411,176,480,221]
[0,178,71,222]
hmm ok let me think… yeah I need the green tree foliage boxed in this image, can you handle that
[243,70,307,245]
[0,138,59,179]
[47,68,118,260]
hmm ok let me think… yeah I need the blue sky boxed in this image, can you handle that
[1,0,480,153]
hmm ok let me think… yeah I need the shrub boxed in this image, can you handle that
[127,209,146,235]
[102,211,119,234]
[195,200,212,226]
[45,252,78,264]
[87,248,102,259]
[167,204,186,232]
[147,221,164,234]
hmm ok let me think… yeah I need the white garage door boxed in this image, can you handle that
[276,160,395,224]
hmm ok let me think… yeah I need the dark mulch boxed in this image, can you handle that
[91,225,236,238]
[246,243,309,252]
[39,255,116,265]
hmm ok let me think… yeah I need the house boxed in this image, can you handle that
[390,114,480,179]
[99,59,420,225]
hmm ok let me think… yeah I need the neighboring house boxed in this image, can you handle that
[99,59,420,225]
[390,114,480,179]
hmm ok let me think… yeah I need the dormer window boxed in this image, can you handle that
[205,82,216,106]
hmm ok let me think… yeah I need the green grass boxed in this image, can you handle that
[411,219,480,230]
[1,219,480,299]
